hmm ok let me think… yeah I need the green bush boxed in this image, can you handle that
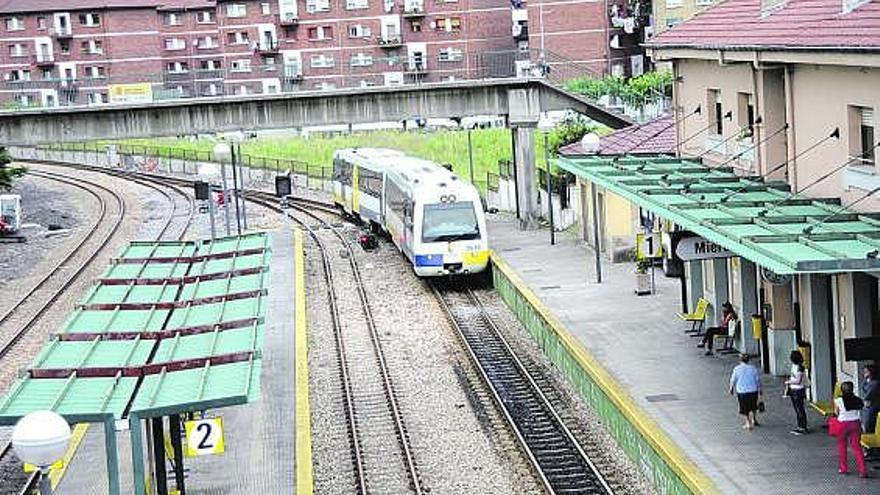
[565,70,673,106]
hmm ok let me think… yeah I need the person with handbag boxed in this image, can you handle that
[832,381,868,478]
[729,353,761,430]
[698,302,737,356]
[785,350,809,435]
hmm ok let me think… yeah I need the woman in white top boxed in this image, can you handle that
[833,381,867,478]
[784,350,808,435]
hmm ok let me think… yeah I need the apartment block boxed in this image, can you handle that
[0,0,648,107]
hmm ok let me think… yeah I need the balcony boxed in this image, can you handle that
[50,27,72,39]
[256,40,280,55]
[402,6,425,18]
[193,69,224,80]
[513,22,529,42]
[278,13,299,26]
[33,54,55,66]
[405,60,427,75]
[378,35,403,48]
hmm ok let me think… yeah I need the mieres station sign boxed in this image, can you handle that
[674,236,733,261]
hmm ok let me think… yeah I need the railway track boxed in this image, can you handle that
[0,166,193,495]
[246,191,423,495]
[433,282,614,495]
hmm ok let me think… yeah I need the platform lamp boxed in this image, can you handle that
[212,142,234,236]
[537,117,556,246]
[581,132,602,283]
[13,411,72,495]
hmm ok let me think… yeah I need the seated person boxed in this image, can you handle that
[697,302,737,356]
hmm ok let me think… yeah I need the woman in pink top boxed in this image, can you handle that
[833,381,868,478]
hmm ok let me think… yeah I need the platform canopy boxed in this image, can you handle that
[557,156,880,274]
[0,232,272,425]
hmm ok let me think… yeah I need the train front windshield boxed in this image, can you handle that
[422,202,480,243]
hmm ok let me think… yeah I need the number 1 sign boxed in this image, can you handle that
[184,417,226,457]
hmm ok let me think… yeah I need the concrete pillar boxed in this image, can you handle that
[512,125,539,228]
[804,274,834,401]
[852,272,877,389]
[686,261,704,312]
[738,259,760,355]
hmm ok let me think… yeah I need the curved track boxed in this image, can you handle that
[433,282,615,495]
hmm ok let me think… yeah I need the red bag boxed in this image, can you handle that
[827,416,843,436]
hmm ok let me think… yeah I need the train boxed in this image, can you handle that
[331,148,489,277]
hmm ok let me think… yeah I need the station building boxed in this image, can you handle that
[0,0,647,108]
[559,0,880,409]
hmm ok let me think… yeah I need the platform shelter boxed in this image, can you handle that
[0,233,272,495]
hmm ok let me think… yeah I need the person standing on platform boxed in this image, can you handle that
[833,381,868,478]
[862,365,879,457]
[729,354,762,430]
[785,350,809,435]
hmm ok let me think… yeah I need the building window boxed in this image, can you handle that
[850,106,875,166]
[707,89,722,135]
[226,4,247,17]
[306,0,331,13]
[78,13,101,27]
[5,16,24,31]
[166,62,188,73]
[435,17,461,32]
[42,69,52,80]
[166,13,182,25]
[667,0,683,6]
[438,47,463,62]
[198,36,218,49]
[695,0,714,5]
[666,17,682,28]
[261,2,272,14]
[8,44,26,57]
[86,66,106,79]
[307,26,333,41]
[9,69,31,81]
[737,92,755,138]
[164,38,186,50]
[37,17,47,30]
[59,41,70,55]
[346,0,369,9]
[310,54,335,68]
[231,59,252,72]
[81,39,103,54]
[348,24,371,38]
[227,32,250,44]
[197,11,214,23]
[265,56,277,69]
[87,92,106,105]
[350,53,373,67]
[200,60,222,71]
[411,21,422,32]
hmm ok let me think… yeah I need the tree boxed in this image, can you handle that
[0,147,26,191]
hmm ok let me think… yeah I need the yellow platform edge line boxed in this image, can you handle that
[50,423,90,488]
[490,253,719,495]
[294,228,314,495]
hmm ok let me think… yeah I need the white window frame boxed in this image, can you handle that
[306,0,331,13]
[695,0,714,5]
[229,32,250,44]
[166,13,182,26]
[261,2,272,15]
[198,36,218,49]
[438,47,463,62]
[309,26,332,41]
[226,4,247,18]
[348,24,371,38]
[346,0,369,10]
[164,38,186,51]
[197,11,214,23]
[87,92,106,105]
[5,16,24,31]
[9,43,26,57]
[79,13,101,27]
[231,59,252,72]
[310,54,335,69]
[350,52,373,67]
[86,66,105,79]
[666,0,683,7]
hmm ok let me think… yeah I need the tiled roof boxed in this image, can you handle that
[649,0,880,51]
[0,0,214,13]
[558,115,675,156]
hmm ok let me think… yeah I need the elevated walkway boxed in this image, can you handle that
[488,215,878,494]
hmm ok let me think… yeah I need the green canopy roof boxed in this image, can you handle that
[557,156,880,274]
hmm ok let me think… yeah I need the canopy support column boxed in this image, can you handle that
[104,417,121,495]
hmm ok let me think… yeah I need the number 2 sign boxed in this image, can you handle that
[184,417,225,457]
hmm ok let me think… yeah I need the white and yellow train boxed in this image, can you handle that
[331,148,489,277]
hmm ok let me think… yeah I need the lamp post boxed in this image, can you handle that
[229,145,242,235]
[212,142,233,236]
[13,411,72,495]
[537,117,555,245]
[581,132,602,283]
[236,143,248,231]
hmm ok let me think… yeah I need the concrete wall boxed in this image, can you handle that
[653,0,721,35]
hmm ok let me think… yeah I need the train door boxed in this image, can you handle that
[352,165,360,217]
[403,200,414,256]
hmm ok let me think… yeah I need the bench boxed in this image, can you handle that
[678,298,709,334]
[861,412,880,450]
[810,382,843,417]
[713,320,740,355]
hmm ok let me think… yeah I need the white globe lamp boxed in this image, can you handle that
[13,411,71,495]
[213,142,232,163]
[580,132,601,154]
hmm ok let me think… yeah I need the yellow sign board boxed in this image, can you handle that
[184,417,225,457]
[108,83,153,104]
[636,232,663,260]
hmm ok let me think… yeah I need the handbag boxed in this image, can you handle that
[758,400,766,412]
[827,416,843,436]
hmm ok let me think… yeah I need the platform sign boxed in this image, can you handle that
[108,82,153,104]
[184,417,225,457]
[675,236,732,261]
[636,231,663,259]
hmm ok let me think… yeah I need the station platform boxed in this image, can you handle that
[488,214,878,494]
[53,228,309,495]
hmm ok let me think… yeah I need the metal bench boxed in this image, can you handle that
[678,297,709,335]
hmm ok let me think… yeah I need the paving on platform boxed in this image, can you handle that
[55,228,299,495]
[488,214,879,495]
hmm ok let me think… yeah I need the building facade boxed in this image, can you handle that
[642,0,880,401]
[650,0,720,36]
[0,0,649,108]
